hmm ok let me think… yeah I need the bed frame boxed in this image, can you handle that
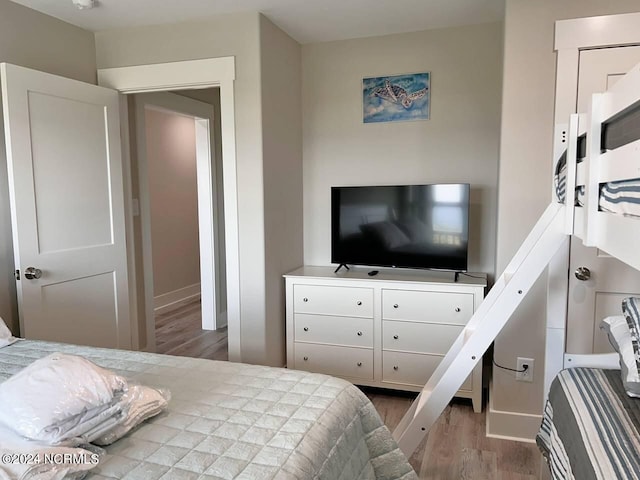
[392,17,640,457]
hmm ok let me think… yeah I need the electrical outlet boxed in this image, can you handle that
[516,357,534,382]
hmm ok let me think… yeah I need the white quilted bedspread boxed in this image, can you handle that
[0,341,417,480]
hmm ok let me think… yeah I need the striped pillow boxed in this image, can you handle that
[621,297,640,396]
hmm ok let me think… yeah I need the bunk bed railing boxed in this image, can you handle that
[582,62,640,271]
[564,113,579,234]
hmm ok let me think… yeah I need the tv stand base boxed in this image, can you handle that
[334,264,350,273]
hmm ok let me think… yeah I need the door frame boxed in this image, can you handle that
[544,12,640,400]
[135,92,221,353]
[98,57,241,362]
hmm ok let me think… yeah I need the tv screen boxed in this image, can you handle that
[331,184,470,271]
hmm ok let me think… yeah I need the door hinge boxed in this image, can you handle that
[14,269,20,280]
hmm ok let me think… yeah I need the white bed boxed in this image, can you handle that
[0,339,417,480]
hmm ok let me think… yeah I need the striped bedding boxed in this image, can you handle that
[600,179,640,217]
[537,368,640,480]
[554,165,639,217]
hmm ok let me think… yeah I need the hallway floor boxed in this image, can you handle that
[155,297,228,361]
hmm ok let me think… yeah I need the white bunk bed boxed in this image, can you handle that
[534,62,640,480]
[392,31,640,479]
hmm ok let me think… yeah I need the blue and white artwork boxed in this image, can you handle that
[363,72,430,123]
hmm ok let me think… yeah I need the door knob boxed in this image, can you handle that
[24,267,42,280]
[574,266,591,281]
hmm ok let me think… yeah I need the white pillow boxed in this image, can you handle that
[0,353,127,443]
[600,315,640,396]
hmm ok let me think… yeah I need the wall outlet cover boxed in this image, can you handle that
[516,357,534,382]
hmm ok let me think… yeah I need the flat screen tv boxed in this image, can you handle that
[331,184,470,272]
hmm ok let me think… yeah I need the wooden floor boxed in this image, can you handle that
[154,298,544,479]
[365,389,543,480]
[155,297,227,360]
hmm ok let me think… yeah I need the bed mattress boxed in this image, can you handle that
[537,368,640,480]
[0,340,417,480]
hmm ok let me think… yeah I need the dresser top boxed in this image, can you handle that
[284,265,487,287]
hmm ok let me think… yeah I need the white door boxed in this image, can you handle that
[1,63,131,349]
[566,46,640,354]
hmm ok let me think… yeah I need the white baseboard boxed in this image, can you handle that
[486,382,541,443]
[154,283,201,314]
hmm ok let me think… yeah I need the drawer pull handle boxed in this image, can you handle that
[393,366,399,371]
[357,331,363,336]
[303,327,309,332]
[393,304,399,309]
[393,335,399,340]
[357,301,362,306]
[455,307,461,312]
[303,297,308,302]
[303,356,309,361]
[357,362,363,367]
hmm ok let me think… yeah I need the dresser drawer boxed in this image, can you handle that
[294,314,373,348]
[382,289,473,325]
[382,351,472,390]
[294,285,373,318]
[294,343,373,380]
[383,320,463,354]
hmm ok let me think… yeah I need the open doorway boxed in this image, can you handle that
[132,90,227,361]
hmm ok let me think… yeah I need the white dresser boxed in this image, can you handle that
[284,266,486,412]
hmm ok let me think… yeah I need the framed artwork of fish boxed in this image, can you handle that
[363,72,430,123]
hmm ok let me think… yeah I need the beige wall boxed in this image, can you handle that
[492,0,640,439]
[260,16,303,367]
[0,0,97,334]
[145,108,200,298]
[302,23,503,278]
[96,13,303,365]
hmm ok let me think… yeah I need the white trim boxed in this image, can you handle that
[118,94,140,350]
[97,58,235,93]
[555,13,640,51]
[133,94,155,352]
[154,283,201,313]
[194,113,217,331]
[486,384,541,443]
[98,57,241,362]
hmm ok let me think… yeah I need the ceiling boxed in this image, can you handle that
[9,0,505,44]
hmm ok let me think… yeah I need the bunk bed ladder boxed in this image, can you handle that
[393,201,568,456]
